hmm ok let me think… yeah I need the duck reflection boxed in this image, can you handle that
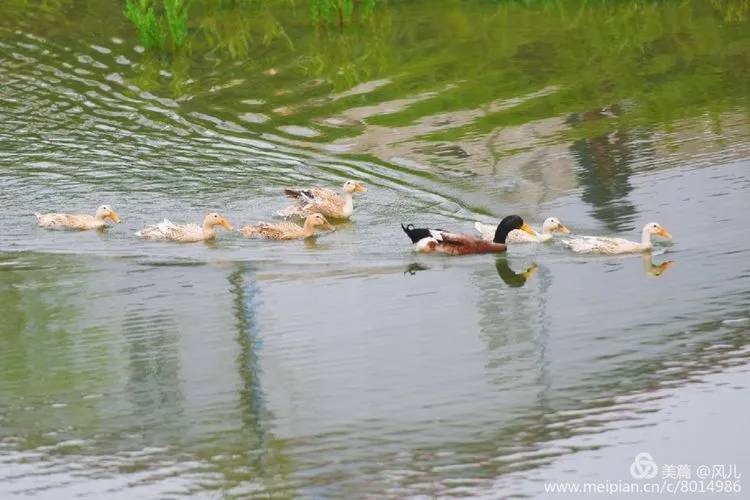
[496,259,537,287]
[643,253,674,277]
[404,262,430,275]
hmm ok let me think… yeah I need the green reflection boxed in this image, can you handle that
[496,259,537,288]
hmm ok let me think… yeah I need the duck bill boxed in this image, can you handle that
[557,224,571,234]
[659,261,674,272]
[354,183,367,193]
[520,223,536,236]
[323,222,335,231]
[220,219,234,231]
[521,264,538,281]
[658,228,672,240]
[108,211,121,223]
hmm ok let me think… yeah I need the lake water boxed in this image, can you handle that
[1,1,749,498]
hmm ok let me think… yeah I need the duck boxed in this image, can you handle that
[35,205,120,230]
[475,217,570,243]
[277,180,367,220]
[239,213,334,240]
[136,213,233,242]
[401,215,536,256]
[560,222,672,255]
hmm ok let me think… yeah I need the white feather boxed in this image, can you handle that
[428,229,444,241]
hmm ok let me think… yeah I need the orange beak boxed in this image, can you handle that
[557,223,571,234]
[354,182,367,193]
[520,222,536,236]
[657,227,672,240]
[220,218,233,231]
[108,210,121,223]
[660,261,674,272]
[323,221,335,231]
[521,263,538,281]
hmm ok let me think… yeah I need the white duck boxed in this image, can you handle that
[136,213,233,242]
[561,222,672,255]
[35,205,120,230]
[475,217,570,243]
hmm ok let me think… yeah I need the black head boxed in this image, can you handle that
[401,224,433,244]
[493,215,524,243]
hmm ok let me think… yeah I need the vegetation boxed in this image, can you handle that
[309,0,377,31]
[124,0,193,50]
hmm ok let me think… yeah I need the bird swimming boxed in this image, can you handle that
[136,213,233,242]
[560,222,672,254]
[239,213,334,240]
[278,180,367,220]
[35,205,120,230]
[401,215,536,256]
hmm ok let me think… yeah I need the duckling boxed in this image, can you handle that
[35,205,120,230]
[402,215,536,256]
[136,213,233,242]
[475,217,569,243]
[240,213,334,240]
[561,222,672,254]
[278,180,367,220]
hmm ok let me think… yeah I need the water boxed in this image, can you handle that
[1,1,749,498]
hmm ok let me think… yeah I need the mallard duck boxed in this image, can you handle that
[475,217,569,243]
[277,180,367,219]
[35,205,120,230]
[401,215,536,256]
[561,222,672,254]
[239,213,334,240]
[136,213,233,242]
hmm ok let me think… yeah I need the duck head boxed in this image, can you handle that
[343,180,367,194]
[307,213,335,231]
[494,215,535,243]
[644,222,672,240]
[96,205,120,223]
[542,217,570,234]
[203,213,233,231]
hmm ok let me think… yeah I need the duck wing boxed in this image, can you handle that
[401,224,446,243]
[561,235,635,254]
[36,213,97,229]
[437,232,507,255]
[241,222,303,240]
[474,222,496,241]
[284,187,341,206]
[282,187,344,217]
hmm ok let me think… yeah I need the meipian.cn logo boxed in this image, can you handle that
[630,452,658,479]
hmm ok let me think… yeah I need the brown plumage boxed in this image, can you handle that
[402,215,536,256]
[277,180,367,219]
[240,213,334,240]
[417,233,508,255]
